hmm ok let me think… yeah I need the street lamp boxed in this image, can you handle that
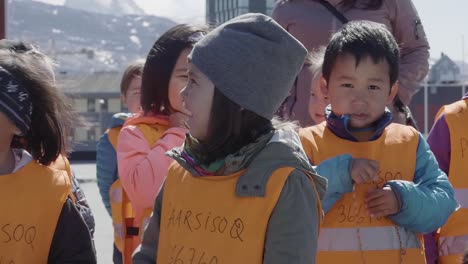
[98,98,105,136]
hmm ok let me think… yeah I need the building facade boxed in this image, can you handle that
[428,53,462,84]
[206,0,276,25]
[60,71,126,156]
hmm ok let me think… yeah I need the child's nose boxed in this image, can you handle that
[352,89,369,104]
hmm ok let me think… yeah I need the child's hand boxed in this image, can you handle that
[169,111,190,128]
[350,158,379,184]
[366,187,399,218]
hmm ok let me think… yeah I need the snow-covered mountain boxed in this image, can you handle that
[8,0,176,73]
[64,0,145,16]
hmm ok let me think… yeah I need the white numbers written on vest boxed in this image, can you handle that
[166,207,246,243]
[169,244,218,264]
[461,137,468,159]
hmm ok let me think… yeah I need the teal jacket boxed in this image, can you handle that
[96,113,131,215]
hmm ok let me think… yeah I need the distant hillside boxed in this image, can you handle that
[8,0,176,73]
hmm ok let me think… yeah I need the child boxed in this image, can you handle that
[132,13,326,264]
[0,40,95,262]
[96,60,144,263]
[116,24,208,262]
[426,93,468,264]
[0,40,97,238]
[306,47,329,124]
[299,21,457,263]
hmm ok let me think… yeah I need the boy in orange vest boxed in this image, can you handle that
[299,20,457,263]
[426,94,468,264]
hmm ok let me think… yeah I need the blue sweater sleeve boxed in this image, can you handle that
[387,133,458,233]
[314,154,353,213]
[96,132,119,216]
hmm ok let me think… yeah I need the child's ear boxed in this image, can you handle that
[386,82,399,105]
[120,94,127,106]
[13,127,22,136]
[320,76,329,96]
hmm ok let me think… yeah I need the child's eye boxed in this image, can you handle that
[311,92,316,97]
[369,85,380,90]
[341,83,353,88]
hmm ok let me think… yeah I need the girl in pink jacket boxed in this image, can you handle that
[117,24,208,243]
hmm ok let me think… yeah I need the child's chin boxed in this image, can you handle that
[349,120,374,129]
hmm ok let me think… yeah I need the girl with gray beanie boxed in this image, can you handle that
[133,13,327,264]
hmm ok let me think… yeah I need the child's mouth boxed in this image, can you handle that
[350,113,369,120]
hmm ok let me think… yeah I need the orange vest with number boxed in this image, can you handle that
[436,99,468,264]
[157,163,322,264]
[0,161,72,263]
[108,115,167,264]
[300,123,426,264]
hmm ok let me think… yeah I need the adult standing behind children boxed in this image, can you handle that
[117,24,208,262]
[299,21,456,263]
[96,60,144,264]
[273,0,430,126]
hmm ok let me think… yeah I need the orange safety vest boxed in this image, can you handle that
[300,123,426,264]
[49,154,76,202]
[108,115,167,264]
[436,99,468,264]
[0,161,72,263]
[157,164,322,264]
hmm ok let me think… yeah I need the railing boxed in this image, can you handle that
[411,82,467,137]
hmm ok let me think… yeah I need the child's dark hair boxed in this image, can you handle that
[141,24,209,115]
[0,40,76,165]
[192,88,273,165]
[120,59,144,95]
[463,249,468,264]
[322,20,400,87]
[393,95,419,129]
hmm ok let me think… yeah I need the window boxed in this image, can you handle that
[74,127,88,142]
[108,98,122,113]
[87,98,95,112]
[73,98,87,112]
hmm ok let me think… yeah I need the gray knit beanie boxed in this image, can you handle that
[188,13,307,120]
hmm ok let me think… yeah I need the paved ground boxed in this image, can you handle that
[71,162,113,264]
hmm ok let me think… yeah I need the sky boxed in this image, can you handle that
[31,0,468,62]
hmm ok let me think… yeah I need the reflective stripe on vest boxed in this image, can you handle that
[109,184,123,203]
[318,226,421,251]
[439,235,468,256]
[455,188,468,208]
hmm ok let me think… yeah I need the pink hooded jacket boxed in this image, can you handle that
[117,114,186,223]
[273,0,430,126]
